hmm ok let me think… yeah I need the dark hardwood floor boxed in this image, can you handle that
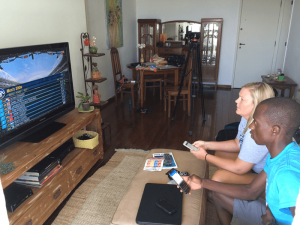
[45,86,241,225]
[101,86,241,159]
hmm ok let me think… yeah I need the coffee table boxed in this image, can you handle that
[110,149,208,225]
[261,75,297,98]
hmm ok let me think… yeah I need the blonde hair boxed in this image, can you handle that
[242,82,275,133]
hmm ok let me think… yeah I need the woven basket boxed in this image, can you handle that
[73,130,99,149]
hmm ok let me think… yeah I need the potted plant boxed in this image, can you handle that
[76,92,91,111]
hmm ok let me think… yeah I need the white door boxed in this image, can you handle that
[233,0,282,88]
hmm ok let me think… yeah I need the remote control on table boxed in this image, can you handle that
[163,154,172,166]
[183,141,199,151]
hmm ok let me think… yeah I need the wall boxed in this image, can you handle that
[85,0,137,101]
[0,0,87,106]
[136,0,241,86]
[284,0,300,98]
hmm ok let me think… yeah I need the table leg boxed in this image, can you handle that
[290,87,295,98]
[280,89,285,97]
[174,69,179,86]
[132,70,137,81]
[140,71,144,108]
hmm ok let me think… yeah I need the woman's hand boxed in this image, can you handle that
[190,147,207,161]
[192,140,209,150]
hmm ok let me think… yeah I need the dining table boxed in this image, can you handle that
[127,64,180,108]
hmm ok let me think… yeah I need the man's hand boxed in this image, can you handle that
[177,175,203,194]
[189,147,207,161]
[192,140,209,150]
[262,206,277,225]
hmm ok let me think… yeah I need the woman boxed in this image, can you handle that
[191,82,275,184]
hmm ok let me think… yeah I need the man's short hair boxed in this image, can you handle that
[259,97,300,136]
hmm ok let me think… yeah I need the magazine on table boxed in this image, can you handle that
[143,158,164,171]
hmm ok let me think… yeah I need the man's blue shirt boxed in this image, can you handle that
[264,142,300,224]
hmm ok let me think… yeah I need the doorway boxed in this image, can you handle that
[233,0,289,88]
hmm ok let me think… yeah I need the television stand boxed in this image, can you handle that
[21,122,66,143]
[1,108,104,225]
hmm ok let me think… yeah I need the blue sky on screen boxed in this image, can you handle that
[1,53,62,84]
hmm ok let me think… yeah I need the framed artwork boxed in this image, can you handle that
[106,0,123,49]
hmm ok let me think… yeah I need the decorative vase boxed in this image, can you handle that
[278,75,284,81]
[89,46,98,54]
[82,102,90,111]
[92,71,101,80]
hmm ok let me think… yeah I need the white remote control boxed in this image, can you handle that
[183,141,199,151]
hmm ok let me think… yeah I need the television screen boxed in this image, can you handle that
[0,42,75,150]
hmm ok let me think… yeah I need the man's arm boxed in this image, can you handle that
[183,170,267,200]
[291,207,295,217]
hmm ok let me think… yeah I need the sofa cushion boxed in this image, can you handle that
[110,149,208,225]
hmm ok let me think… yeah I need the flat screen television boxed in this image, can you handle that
[0,42,75,150]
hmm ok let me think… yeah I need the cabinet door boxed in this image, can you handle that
[140,23,154,46]
[138,19,161,60]
[200,19,223,89]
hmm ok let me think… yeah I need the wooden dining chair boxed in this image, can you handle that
[110,47,137,108]
[164,54,192,118]
[163,46,189,87]
[143,45,163,100]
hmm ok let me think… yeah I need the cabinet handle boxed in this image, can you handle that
[25,219,32,225]
[53,189,61,200]
[76,166,82,174]
[93,149,98,156]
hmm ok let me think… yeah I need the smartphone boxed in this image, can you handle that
[183,141,199,151]
[169,169,191,194]
[156,198,177,215]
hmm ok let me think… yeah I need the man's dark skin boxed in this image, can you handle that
[182,104,296,224]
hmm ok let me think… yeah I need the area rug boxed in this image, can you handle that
[52,149,148,225]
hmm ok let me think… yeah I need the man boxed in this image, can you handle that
[184,97,300,225]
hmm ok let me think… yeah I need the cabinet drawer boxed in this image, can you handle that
[66,148,100,190]
[13,174,68,225]
[158,47,182,55]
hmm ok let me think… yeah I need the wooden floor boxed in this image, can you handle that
[45,86,241,225]
[101,86,241,160]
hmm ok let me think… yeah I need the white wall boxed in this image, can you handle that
[0,0,87,106]
[85,0,137,101]
[136,0,241,86]
[284,0,300,98]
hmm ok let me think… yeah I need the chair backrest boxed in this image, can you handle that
[144,45,154,62]
[110,47,122,91]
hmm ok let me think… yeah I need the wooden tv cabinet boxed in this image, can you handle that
[0,108,104,225]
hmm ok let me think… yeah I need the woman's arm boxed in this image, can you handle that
[190,147,254,174]
[206,154,254,174]
[193,138,240,153]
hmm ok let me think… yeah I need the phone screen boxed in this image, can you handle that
[170,170,183,185]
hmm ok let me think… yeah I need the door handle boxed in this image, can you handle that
[239,43,246,45]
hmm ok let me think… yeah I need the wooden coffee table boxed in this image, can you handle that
[261,75,297,98]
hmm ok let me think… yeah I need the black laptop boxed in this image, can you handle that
[136,183,182,225]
